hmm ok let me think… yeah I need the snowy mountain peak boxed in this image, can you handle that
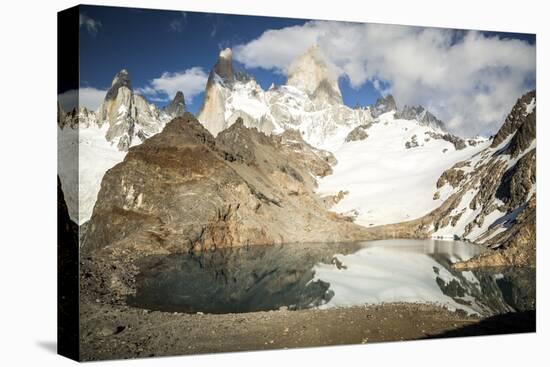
[371,95,397,117]
[287,45,342,106]
[219,47,232,59]
[164,91,186,118]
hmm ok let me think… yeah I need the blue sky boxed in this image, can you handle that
[79,6,308,113]
[77,5,535,136]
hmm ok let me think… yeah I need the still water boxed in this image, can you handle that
[128,239,535,316]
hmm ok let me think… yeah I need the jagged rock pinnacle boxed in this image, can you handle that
[105,69,132,101]
[213,48,234,82]
[165,91,186,118]
[286,45,342,105]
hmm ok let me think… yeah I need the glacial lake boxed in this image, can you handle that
[128,239,535,316]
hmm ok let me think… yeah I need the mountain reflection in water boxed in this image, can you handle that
[128,239,535,316]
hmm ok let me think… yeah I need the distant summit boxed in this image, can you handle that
[396,105,444,131]
[286,45,343,107]
[370,94,444,131]
[97,69,169,150]
[370,95,397,117]
[164,91,186,118]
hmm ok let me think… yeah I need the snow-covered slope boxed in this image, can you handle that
[317,111,489,227]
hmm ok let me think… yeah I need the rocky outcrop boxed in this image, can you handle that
[425,131,467,150]
[83,114,372,257]
[436,165,466,189]
[345,125,370,142]
[453,196,535,269]
[405,134,419,149]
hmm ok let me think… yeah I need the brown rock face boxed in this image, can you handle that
[345,125,370,142]
[213,48,234,83]
[83,114,372,256]
[436,166,466,189]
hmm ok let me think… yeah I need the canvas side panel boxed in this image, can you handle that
[57,5,80,362]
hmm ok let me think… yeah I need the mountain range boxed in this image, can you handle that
[58,45,536,268]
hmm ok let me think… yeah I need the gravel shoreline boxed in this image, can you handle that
[80,301,483,361]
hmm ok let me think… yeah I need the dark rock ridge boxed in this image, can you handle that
[425,131,467,150]
[396,105,444,130]
[83,114,372,257]
[491,90,536,149]
[371,95,397,117]
[163,91,186,117]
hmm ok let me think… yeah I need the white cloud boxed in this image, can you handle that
[136,67,208,104]
[79,14,102,35]
[234,21,535,137]
[58,87,106,111]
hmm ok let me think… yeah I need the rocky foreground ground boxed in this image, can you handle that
[79,301,534,361]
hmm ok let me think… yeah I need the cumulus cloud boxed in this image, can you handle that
[79,14,102,35]
[234,21,535,137]
[136,67,208,103]
[58,87,107,111]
